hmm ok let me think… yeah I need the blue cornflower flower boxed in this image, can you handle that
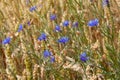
[50,14,56,20]
[43,50,52,58]
[102,0,109,7]
[58,37,69,44]
[38,33,47,41]
[29,6,36,12]
[50,56,55,63]
[63,20,69,27]
[55,25,61,32]
[2,37,11,45]
[80,52,89,62]
[72,21,78,27]
[88,18,99,27]
[18,24,23,32]
[27,21,30,26]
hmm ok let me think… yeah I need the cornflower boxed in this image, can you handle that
[87,18,99,27]
[80,52,89,62]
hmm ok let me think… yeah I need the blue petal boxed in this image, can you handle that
[50,56,55,63]
[50,14,56,20]
[18,24,23,32]
[80,52,89,62]
[29,6,36,12]
[2,37,11,44]
[63,20,69,27]
[27,21,30,26]
[88,19,99,27]
[58,37,69,44]
[72,22,78,27]
[38,33,47,41]
[55,25,61,32]
[80,52,87,57]
[102,0,109,7]
[80,57,88,62]
[43,50,51,58]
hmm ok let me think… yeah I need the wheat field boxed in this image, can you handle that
[0,0,120,80]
